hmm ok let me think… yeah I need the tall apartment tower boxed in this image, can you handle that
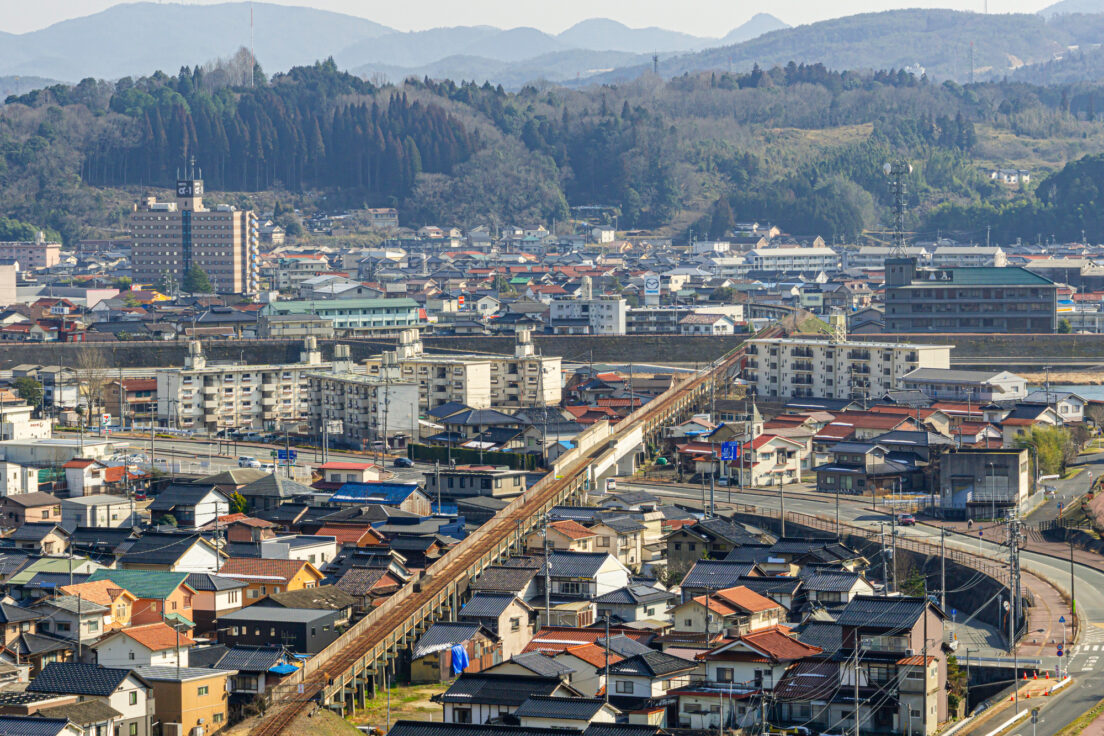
[130,169,258,294]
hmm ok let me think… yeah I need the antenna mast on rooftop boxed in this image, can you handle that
[883,160,913,257]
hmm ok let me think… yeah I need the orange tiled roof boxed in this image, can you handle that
[119,622,196,651]
[218,558,317,584]
[58,580,134,607]
[563,643,624,668]
[549,520,597,540]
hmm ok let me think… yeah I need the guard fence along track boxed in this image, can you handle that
[249,325,782,734]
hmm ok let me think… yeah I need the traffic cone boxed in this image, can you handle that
[1034,672,1038,679]
[1046,672,1050,679]
[1023,672,1028,680]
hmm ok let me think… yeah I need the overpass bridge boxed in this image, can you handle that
[250,325,778,735]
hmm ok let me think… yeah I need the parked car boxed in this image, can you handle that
[393,457,414,468]
[896,513,917,526]
[238,456,262,468]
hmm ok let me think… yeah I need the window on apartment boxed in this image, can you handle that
[615,681,634,694]
[453,709,472,724]
[716,668,733,683]
[214,714,224,724]
[198,685,209,696]
[129,725,138,736]
[560,581,582,595]
[129,691,138,705]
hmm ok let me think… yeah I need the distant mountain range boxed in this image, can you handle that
[584,8,1104,85]
[5,2,1104,91]
[0,2,788,87]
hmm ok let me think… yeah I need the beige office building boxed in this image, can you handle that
[130,175,258,294]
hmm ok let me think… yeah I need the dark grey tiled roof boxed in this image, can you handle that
[583,725,663,736]
[598,635,655,658]
[258,585,357,611]
[413,622,485,659]
[835,595,930,630]
[335,568,391,596]
[594,585,674,606]
[694,518,761,544]
[388,722,564,736]
[680,561,757,590]
[515,695,608,720]
[239,474,314,499]
[437,674,563,705]
[734,576,802,597]
[605,650,696,677]
[185,573,246,592]
[215,647,286,671]
[37,699,122,725]
[0,602,40,624]
[0,716,75,736]
[723,546,773,564]
[770,538,840,555]
[120,533,206,566]
[507,652,575,678]
[459,593,519,619]
[540,552,611,578]
[795,621,843,652]
[472,566,538,593]
[596,516,646,533]
[149,484,223,510]
[800,570,865,592]
[28,663,138,696]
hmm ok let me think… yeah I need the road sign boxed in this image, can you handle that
[951,609,957,617]
[1032,708,1039,724]
[102,413,111,426]
[1057,649,1063,657]
[720,441,741,462]
[277,449,298,461]
[1060,615,1066,624]
[270,450,278,458]
[1058,502,1064,510]
[325,420,344,434]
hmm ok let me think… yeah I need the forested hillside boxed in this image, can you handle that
[5,55,1104,244]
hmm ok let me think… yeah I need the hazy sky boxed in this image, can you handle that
[2,0,1053,37]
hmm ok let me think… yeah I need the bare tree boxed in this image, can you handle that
[73,345,110,424]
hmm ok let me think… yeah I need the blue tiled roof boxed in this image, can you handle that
[331,482,421,505]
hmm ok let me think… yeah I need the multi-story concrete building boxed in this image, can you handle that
[930,246,1007,268]
[899,368,1028,402]
[846,246,931,270]
[362,329,561,411]
[742,336,951,400]
[270,254,329,293]
[884,258,1057,333]
[549,297,627,335]
[261,297,422,332]
[104,378,157,426]
[748,246,839,272]
[157,339,334,433]
[129,175,258,294]
[307,370,420,448]
[939,447,1031,519]
[256,313,335,340]
[0,235,61,269]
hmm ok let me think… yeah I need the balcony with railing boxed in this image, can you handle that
[847,350,871,361]
[791,347,814,358]
[792,361,814,372]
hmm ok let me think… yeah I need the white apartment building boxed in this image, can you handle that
[742,336,951,400]
[157,339,334,433]
[930,246,1007,268]
[847,246,931,270]
[0,461,37,496]
[748,246,839,273]
[549,297,627,335]
[307,371,420,447]
[0,402,51,441]
[362,329,561,412]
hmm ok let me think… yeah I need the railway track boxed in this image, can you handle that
[250,326,777,734]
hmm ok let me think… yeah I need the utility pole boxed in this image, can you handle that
[779,473,786,538]
[435,459,442,512]
[542,516,551,626]
[1071,540,1077,615]
[1008,514,1022,715]
[890,510,898,594]
[940,526,947,611]
[603,615,610,705]
[853,640,861,736]
[923,584,929,736]
[284,428,292,479]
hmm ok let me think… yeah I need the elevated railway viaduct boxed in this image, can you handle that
[250,328,771,734]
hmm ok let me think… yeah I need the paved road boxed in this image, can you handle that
[621,480,1104,735]
[107,435,431,484]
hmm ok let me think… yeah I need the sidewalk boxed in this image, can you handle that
[922,519,1073,656]
[958,678,1059,736]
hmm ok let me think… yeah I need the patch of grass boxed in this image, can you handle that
[1051,695,1104,736]
[351,683,446,728]
[1062,466,1086,480]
